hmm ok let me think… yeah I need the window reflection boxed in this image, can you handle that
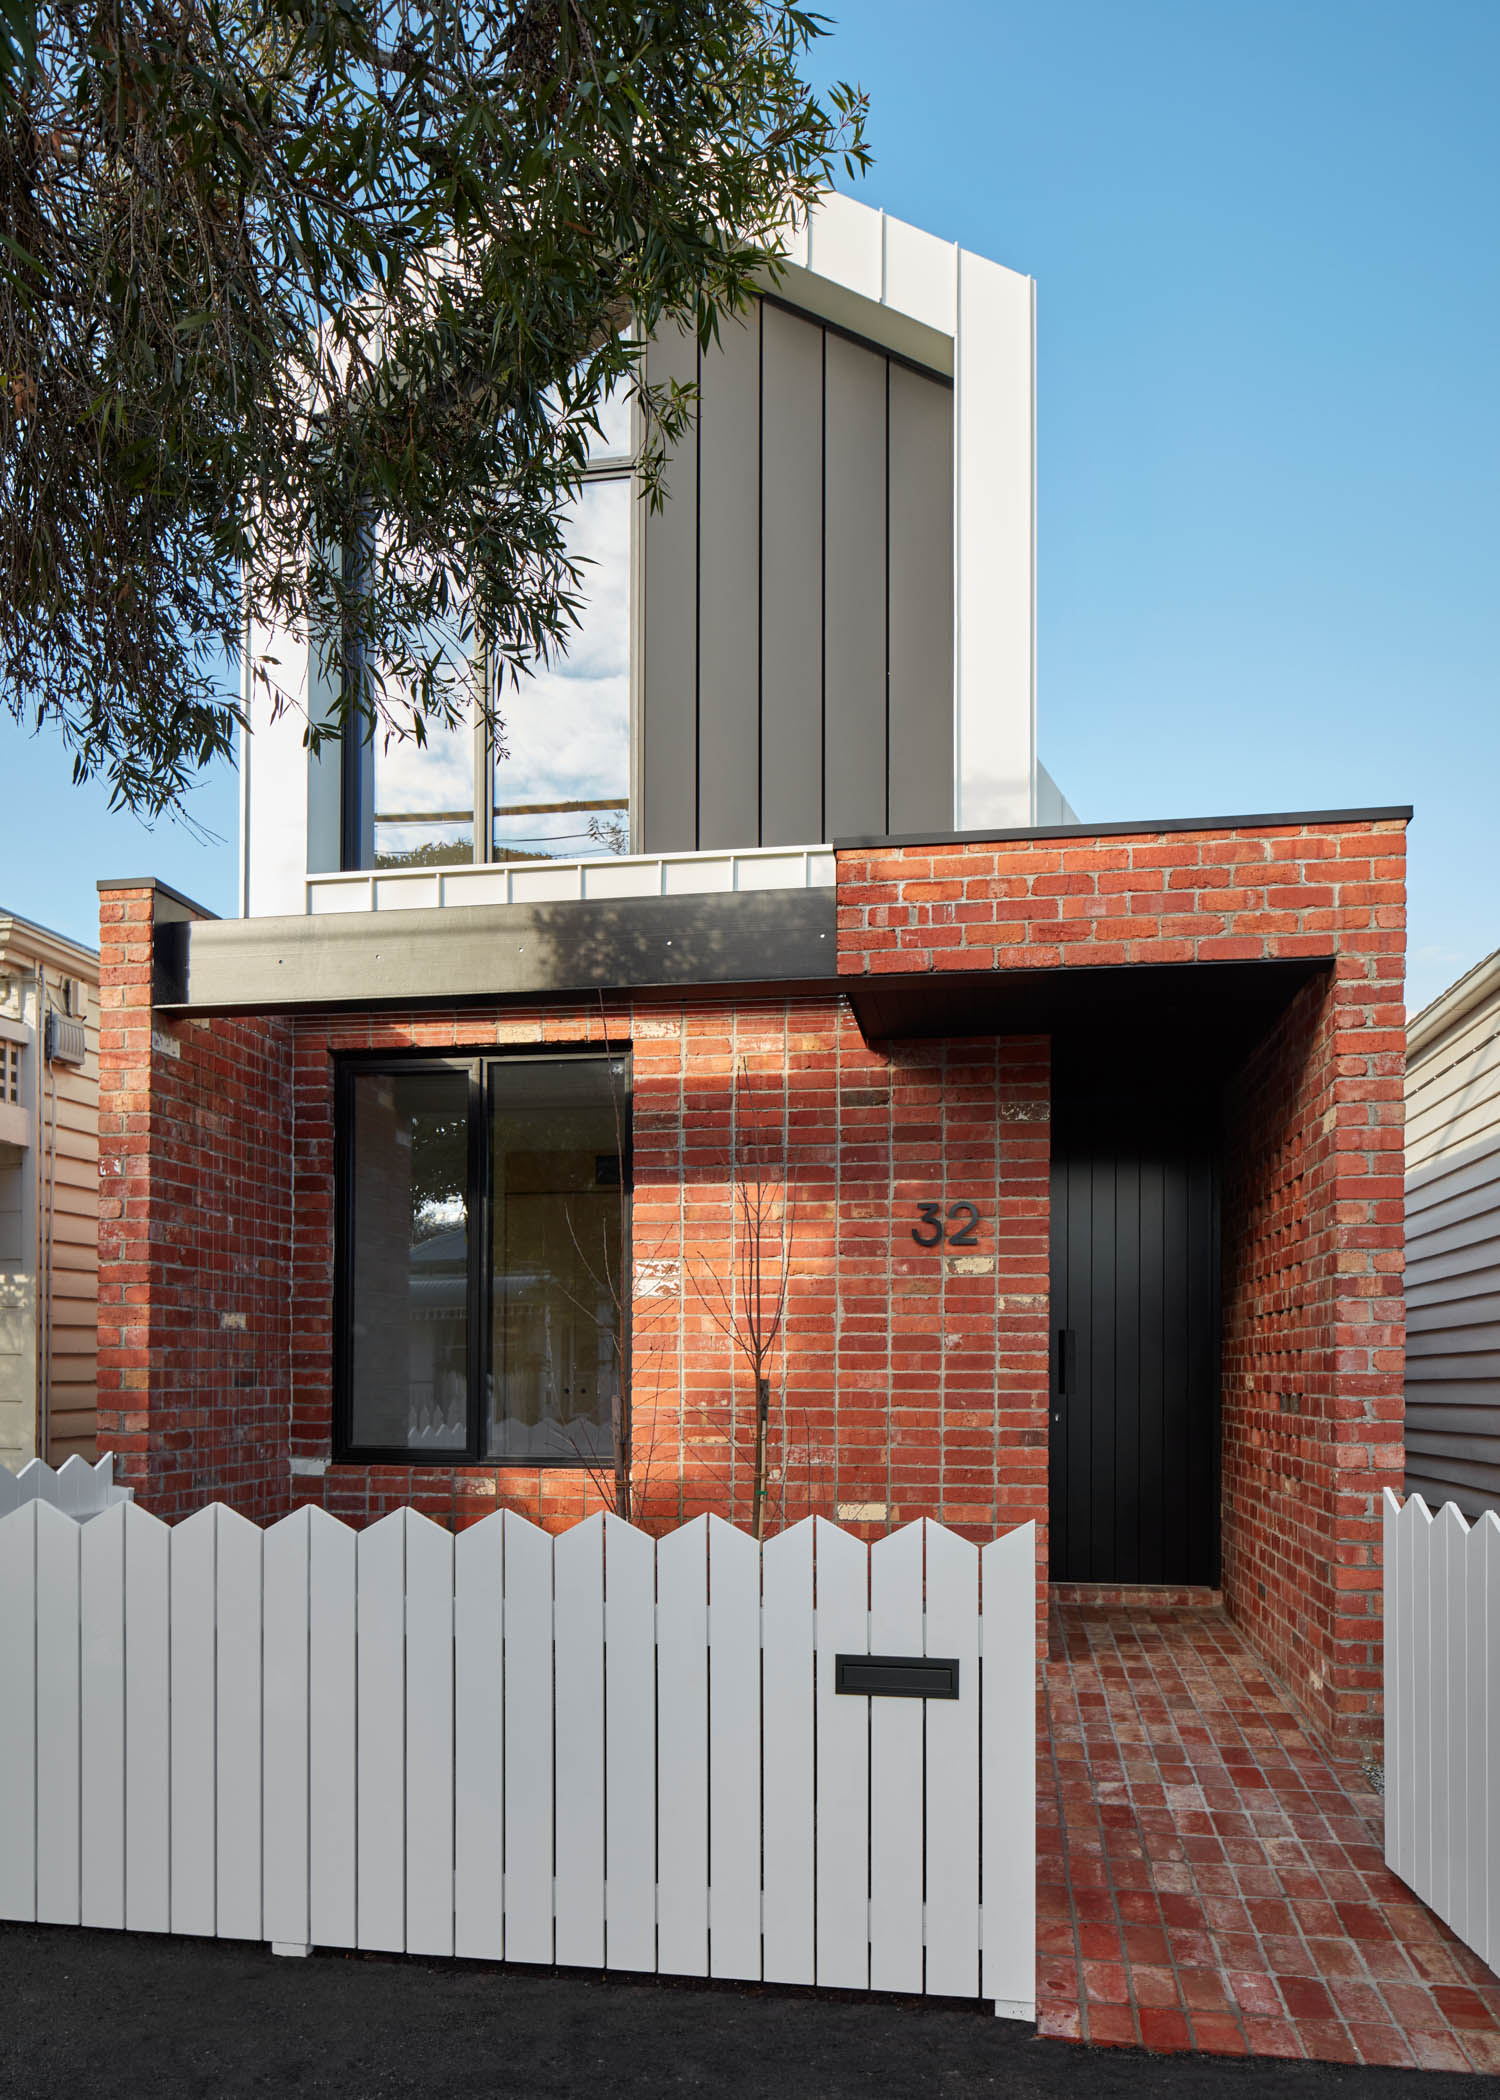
[493,477,631,861]
[347,1068,469,1452]
[487,1058,625,1461]
[372,708,476,869]
[587,382,633,463]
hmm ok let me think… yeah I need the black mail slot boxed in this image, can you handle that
[835,1653,960,1700]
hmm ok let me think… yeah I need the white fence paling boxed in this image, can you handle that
[0,1453,130,1521]
[0,1502,1037,2021]
[1384,1488,1500,1976]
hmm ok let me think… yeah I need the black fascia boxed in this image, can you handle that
[833,804,1414,853]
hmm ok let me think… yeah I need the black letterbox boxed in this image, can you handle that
[834,1653,960,1700]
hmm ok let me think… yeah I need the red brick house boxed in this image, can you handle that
[94,199,1407,1753]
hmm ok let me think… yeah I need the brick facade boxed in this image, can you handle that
[836,817,1407,1747]
[97,895,1051,1562]
[97,811,1405,1747]
[97,884,293,1522]
[285,1005,1049,1558]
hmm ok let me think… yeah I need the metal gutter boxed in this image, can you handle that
[1408,945,1500,1062]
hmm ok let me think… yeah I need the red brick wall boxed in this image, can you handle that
[100,813,1404,1745]
[284,1002,1050,1576]
[97,905,1050,1588]
[838,817,1407,1748]
[836,822,1393,976]
[97,883,293,1521]
[1221,958,1406,1750]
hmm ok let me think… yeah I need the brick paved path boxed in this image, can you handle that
[1040,1601,1500,2071]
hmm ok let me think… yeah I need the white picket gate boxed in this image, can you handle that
[0,1503,1037,2018]
[1383,1487,1500,1975]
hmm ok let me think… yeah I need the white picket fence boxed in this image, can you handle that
[0,1502,1037,2018]
[0,1452,130,1521]
[1384,1487,1500,1975]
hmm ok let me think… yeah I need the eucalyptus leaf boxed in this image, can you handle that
[0,0,868,815]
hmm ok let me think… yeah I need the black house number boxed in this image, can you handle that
[912,1201,982,1249]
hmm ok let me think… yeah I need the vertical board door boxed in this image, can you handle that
[1048,1077,1221,1584]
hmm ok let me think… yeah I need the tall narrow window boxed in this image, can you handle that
[344,1066,471,1452]
[344,385,634,871]
[487,1056,623,1459]
[492,475,632,860]
[337,1054,629,1462]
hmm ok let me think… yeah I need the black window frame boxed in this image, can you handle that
[333,1046,632,1466]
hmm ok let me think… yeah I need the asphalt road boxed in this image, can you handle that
[0,1925,1488,2099]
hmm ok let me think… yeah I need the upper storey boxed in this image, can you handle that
[241,193,1050,918]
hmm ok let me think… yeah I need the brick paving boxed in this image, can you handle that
[1039,1599,1500,2071]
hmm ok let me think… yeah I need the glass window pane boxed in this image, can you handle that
[487,1057,628,1462]
[373,708,475,869]
[348,1069,470,1451]
[588,381,633,463]
[493,476,631,861]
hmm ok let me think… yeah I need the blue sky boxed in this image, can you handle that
[2,0,1495,1013]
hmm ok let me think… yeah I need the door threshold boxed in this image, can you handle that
[1048,1582,1223,1610]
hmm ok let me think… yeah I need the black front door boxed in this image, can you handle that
[1048,1079,1221,1585]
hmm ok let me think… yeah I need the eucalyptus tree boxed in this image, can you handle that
[0,0,867,813]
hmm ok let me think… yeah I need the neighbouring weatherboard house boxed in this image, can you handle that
[1404,945,1500,1516]
[0,909,99,1472]
[95,193,1408,1751]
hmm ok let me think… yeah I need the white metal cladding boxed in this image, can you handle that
[305,844,837,917]
[0,1501,1036,2019]
[0,1453,130,1521]
[1383,1488,1500,1975]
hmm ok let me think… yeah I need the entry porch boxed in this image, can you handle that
[1041,1595,1500,2071]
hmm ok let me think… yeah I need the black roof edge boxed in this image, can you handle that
[96,875,220,922]
[834,806,1415,852]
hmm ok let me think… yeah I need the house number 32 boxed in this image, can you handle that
[911,1201,981,1249]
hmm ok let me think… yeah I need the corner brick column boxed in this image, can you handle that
[97,879,295,1521]
[96,883,157,1501]
[1221,943,1406,1749]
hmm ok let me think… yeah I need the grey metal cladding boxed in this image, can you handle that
[887,361,955,836]
[638,297,954,854]
[696,304,762,849]
[822,333,889,840]
[639,319,699,853]
[758,302,825,846]
[164,891,837,1013]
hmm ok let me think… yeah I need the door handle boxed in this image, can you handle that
[1055,1328,1073,1395]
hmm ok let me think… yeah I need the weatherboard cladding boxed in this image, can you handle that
[639,298,954,856]
[1404,965,1500,1517]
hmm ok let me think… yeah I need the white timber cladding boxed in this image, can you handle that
[0,916,101,1472]
[0,1501,1038,2020]
[1405,950,1500,1517]
[242,191,1040,918]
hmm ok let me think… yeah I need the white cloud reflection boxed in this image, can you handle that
[371,472,632,865]
[493,476,631,858]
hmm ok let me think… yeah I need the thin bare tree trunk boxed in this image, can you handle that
[753,1374,770,1543]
